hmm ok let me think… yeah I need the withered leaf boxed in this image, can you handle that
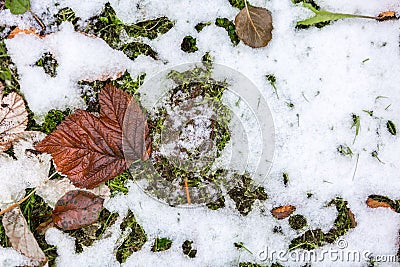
[52,190,104,230]
[271,205,296,220]
[235,6,273,48]
[366,197,395,211]
[348,208,357,228]
[7,27,41,39]
[376,11,397,21]
[36,85,150,189]
[0,91,29,152]
[2,207,47,266]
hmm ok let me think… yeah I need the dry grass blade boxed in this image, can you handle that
[235,3,273,48]
[2,207,47,266]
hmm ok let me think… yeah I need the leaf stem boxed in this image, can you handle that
[184,177,191,205]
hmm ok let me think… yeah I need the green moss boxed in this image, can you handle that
[289,197,355,250]
[28,108,71,134]
[206,196,225,210]
[54,7,79,26]
[238,263,266,267]
[0,40,21,95]
[116,210,147,263]
[83,3,173,61]
[228,174,267,216]
[0,215,9,248]
[195,22,211,32]
[151,237,172,252]
[182,240,197,258]
[289,214,307,230]
[228,0,248,10]
[215,18,240,46]
[181,36,198,53]
[106,170,132,197]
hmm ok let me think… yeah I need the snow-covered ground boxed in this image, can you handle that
[1,0,400,266]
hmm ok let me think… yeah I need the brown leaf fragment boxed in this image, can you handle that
[235,5,273,48]
[36,85,150,189]
[0,92,29,152]
[271,205,296,220]
[376,11,397,21]
[366,197,395,211]
[7,27,41,39]
[52,190,104,230]
[2,207,47,266]
[347,208,357,228]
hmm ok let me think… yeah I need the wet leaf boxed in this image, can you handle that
[0,91,29,152]
[387,120,396,135]
[52,190,104,230]
[36,85,150,189]
[7,27,40,39]
[271,205,296,219]
[5,0,30,14]
[235,5,273,48]
[2,207,47,265]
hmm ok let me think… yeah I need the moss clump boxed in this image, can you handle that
[151,237,172,252]
[54,7,78,26]
[84,3,173,60]
[0,40,21,95]
[195,22,211,32]
[206,196,225,210]
[0,215,9,248]
[182,240,197,258]
[116,210,147,263]
[289,197,355,250]
[289,214,307,230]
[106,170,132,197]
[228,174,267,216]
[239,263,266,267]
[181,36,198,53]
[228,0,248,10]
[215,18,240,46]
[28,108,71,134]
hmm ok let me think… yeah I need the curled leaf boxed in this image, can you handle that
[2,207,47,265]
[366,197,395,211]
[376,11,397,21]
[52,190,104,230]
[235,5,273,48]
[8,27,40,39]
[271,205,296,219]
[0,92,29,152]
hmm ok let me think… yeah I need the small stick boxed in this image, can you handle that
[29,10,46,30]
[184,177,191,205]
[0,172,58,215]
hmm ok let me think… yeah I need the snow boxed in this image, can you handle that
[1,0,400,266]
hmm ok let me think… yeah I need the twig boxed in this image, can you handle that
[29,10,46,30]
[0,172,58,215]
[184,177,191,205]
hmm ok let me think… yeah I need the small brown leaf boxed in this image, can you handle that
[348,208,357,228]
[7,27,41,39]
[271,205,296,219]
[2,207,47,265]
[235,5,273,48]
[52,190,104,230]
[36,85,150,189]
[376,11,397,21]
[366,197,395,211]
[0,91,29,152]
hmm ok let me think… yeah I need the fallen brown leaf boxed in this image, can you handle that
[7,27,41,39]
[0,91,29,152]
[2,207,47,266]
[52,190,104,230]
[271,205,296,220]
[36,85,150,189]
[235,5,273,48]
[366,197,395,211]
[348,208,357,228]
